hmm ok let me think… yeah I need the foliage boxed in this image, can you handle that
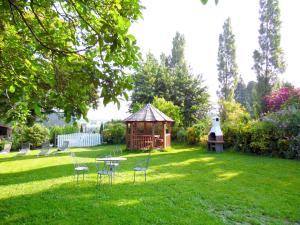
[49,125,79,144]
[220,100,251,124]
[245,81,258,117]
[169,32,186,68]
[131,102,145,113]
[131,33,210,127]
[264,87,300,112]
[103,121,126,144]
[176,128,187,143]
[220,101,251,149]
[152,97,183,127]
[23,124,50,149]
[217,17,238,101]
[200,0,219,4]
[0,0,142,125]
[264,87,293,112]
[11,130,22,151]
[223,105,300,159]
[234,76,247,109]
[186,118,211,145]
[99,122,104,135]
[283,89,300,110]
[253,0,286,114]
[234,79,258,118]
[248,121,280,155]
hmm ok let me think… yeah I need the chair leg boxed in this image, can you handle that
[144,171,146,182]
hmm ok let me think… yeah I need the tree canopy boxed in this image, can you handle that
[131,33,210,127]
[253,0,286,114]
[0,0,142,125]
[217,17,238,101]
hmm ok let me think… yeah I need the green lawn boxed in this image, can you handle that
[0,144,300,225]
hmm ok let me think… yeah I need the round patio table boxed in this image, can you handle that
[96,157,127,161]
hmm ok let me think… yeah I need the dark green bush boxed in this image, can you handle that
[49,125,79,144]
[21,124,50,149]
[186,118,211,145]
[249,121,280,155]
[176,128,187,143]
[103,121,126,144]
[223,107,300,159]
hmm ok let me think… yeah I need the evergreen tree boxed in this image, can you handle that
[169,32,186,68]
[253,0,286,114]
[234,76,247,109]
[245,81,258,117]
[217,17,239,101]
[130,33,210,126]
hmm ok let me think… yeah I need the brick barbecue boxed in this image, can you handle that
[207,117,224,152]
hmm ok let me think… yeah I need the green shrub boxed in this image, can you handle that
[103,121,126,144]
[11,131,22,150]
[186,127,197,144]
[222,106,300,159]
[221,101,252,150]
[23,124,50,149]
[49,125,79,144]
[249,121,280,155]
[186,118,211,145]
[176,128,187,143]
[285,135,300,159]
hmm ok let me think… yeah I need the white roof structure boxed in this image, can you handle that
[124,104,174,122]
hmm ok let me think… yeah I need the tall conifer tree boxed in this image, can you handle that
[253,0,286,114]
[217,17,239,101]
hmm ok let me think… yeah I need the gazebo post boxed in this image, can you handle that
[126,123,128,149]
[130,122,134,149]
[163,122,167,149]
[152,122,155,148]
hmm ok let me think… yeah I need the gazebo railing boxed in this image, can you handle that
[127,135,164,150]
[127,134,172,150]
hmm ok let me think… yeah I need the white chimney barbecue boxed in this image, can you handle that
[208,117,224,152]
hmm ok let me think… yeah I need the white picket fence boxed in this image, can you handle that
[57,133,102,147]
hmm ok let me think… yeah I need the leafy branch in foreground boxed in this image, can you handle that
[0,0,142,125]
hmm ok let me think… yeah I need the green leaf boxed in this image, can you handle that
[127,34,136,42]
[34,104,42,116]
[9,86,15,93]
[201,0,208,4]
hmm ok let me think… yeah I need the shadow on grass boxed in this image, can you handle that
[0,146,220,186]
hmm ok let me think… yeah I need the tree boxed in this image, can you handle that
[130,33,210,127]
[99,122,104,135]
[169,32,186,68]
[217,17,238,101]
[234,76,247,109]
[0,0,142,125]
[130,53,160,107]
[253,0,286,114]
[245,81,258,117]
[152,96,183,127]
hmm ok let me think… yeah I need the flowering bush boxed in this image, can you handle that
[264,87,300,112]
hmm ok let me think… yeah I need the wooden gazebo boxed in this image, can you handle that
[124,104,174,150]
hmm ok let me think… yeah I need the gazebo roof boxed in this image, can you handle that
[124,104,174,122]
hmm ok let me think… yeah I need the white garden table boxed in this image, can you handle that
[96,157,127,162]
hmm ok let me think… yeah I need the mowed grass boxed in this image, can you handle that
[0,144,300,225]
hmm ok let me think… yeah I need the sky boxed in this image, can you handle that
[87,0,300,121]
